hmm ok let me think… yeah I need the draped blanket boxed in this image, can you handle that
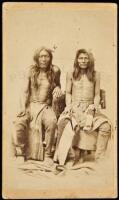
[26,103,47,161]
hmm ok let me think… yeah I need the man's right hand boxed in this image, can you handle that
[63,106,72,114]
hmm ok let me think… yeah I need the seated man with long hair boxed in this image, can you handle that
[12,47,62,166]
[54,49,111,166]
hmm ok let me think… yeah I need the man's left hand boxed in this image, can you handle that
[52,86,62,99]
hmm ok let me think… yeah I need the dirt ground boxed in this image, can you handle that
[3,136,117,199]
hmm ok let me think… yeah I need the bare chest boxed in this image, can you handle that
[73,75,94,90]
[31,73,51,89]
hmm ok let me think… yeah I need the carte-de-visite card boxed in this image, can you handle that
[2,2,117,199]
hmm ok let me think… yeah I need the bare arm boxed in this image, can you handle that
[54,67,61,88]
[94,71,100,110]
[66,71,72,107]
[52,66,62,99]
[18,69,30,116]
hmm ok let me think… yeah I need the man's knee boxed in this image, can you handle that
[14,115,29,131]
[13,115,29,144]
[45,117,57,130]
[51,117,57,126]
[58,118,69,134]
[99,122,111,136]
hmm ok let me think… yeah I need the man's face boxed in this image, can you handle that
[38,50,51,69]
[77,53,89,69]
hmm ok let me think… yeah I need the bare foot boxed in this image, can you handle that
[43,157,54,167]
[66,160,74,168]
[73,157,84,166]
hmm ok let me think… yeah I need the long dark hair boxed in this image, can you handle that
[73,49,95,82]
[30,47,55,90]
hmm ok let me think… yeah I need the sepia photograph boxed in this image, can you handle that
[3,2,117,198]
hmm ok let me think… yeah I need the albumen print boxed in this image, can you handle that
[3,3,117,198]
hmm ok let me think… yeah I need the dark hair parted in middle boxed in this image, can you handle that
[30,47,55,90]
[73,49,95,82]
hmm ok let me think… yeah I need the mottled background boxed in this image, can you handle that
[3,3,117,123]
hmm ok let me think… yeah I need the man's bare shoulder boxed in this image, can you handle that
[95,71,100,79]
[67,69,73,79]
[24,65,34,78]
[52,65,61,73]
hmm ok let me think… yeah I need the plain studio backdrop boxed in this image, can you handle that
[3,3,117,198]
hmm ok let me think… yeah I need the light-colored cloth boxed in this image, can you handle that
[29,102,47,130]
[26,103,47,160]
[27,102,57,160]
[54,116,78,165]
[56,103,112,152]
[59,103,111,132]
[14,102,57,160]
